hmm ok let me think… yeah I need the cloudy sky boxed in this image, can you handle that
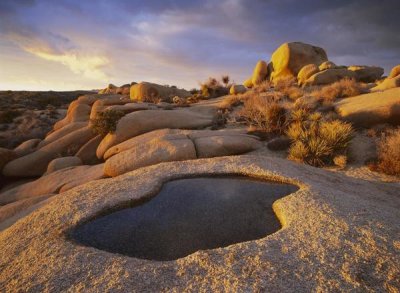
[0,0,399,91]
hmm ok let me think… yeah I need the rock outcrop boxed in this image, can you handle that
[14,139,41,157]
[251,60,269,86]
[297,64,319,86]
[0,156,398,292]
[304,68,356,86]
[229,84,247,95]
[371,75,400,92]
[0,194,53,231]
[104,132,196,177]
[3,126,96,177]
[53,101,91,130]
[348,65,384,83]
[0,148,17,172]
[335,87,400,127]
[103,129,262,177]
[318,61,337,71]
[389,64,400,78]
[46,156,82,174]
[0,164,105,205]
[130,82,190,102]
[76,135,104,165]
[269,42,328,82]
[96,108,215,158]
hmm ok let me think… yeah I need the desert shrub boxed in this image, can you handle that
[0,109,23,123]
[219,95,244,110]
[252,80,272,94]
[200,77,229,98]
[273,77,303,100]
[274,77,304,101]
[239,93,287,133]
[373,129,400,175]
[286,113,353,167]
[222,75,230,87]
[310,78,366,103]
[91,110,125,135]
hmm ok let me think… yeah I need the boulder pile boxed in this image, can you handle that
[243,42,389,87]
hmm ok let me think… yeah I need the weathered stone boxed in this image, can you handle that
[103,129,182,160]
[243,77,253,88]
[46,156,82,174]
[318,61,337,71]
[0,194,53,231]
[96,109,214,158]
[251,60,269,86]
[104,135,196,177]
[14,139,41,157]
[270,42,328,82]
[0,148,17,172]
[130,82,190,102]
[0,164,105,205]
[371,75,400,91]
[229,84,247,95]
[193,135,262,158]
[335,87,400,127]
[53,101,91,130]
[3,126,95,177]
[76,135,104,165]
[304,68,356,86]
[348,65,384,83]
[38,122,87,148]
[77,94,125,106]
[389,64,400,78]
[297,64,319,86]
[1,157,398,292]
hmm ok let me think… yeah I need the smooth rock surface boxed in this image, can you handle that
[305,68,356,86]
[46,156,82,174]
[76,135,104,165]
[96,109,215,158]
[3,126,95,177]
[335,87,400,127]
[14,139,42,157]
[0,164,105,205]
[103,134,196,177]
[0,156,398,292]
[0,194,54,231]
[270,42,328,82]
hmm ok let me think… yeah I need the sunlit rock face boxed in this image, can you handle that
[72,176,298,261]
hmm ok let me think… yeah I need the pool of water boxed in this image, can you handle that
[72,176,298,261]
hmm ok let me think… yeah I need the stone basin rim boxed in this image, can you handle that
[66,172,302,258]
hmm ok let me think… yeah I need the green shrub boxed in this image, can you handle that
[286,113,353,167]
[91,110,125,135]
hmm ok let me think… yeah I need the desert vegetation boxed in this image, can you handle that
[370,128,400,175]
[91,110,125,135]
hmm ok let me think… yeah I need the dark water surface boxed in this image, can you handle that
[72,176,298,261]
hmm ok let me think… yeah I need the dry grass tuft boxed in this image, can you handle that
[274,77,304,101]
[239,93,287,133]
[286,112,353,167]
[372,128,400,175]
[310,78,367,103]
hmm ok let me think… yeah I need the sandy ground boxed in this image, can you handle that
[0,156,398,292]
